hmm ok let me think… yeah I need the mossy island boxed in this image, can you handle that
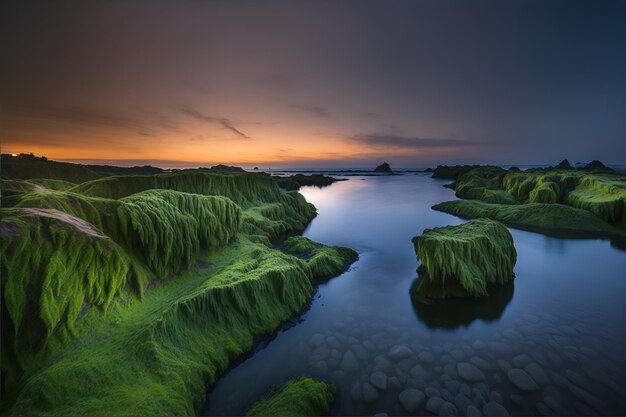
[246,377,335,416]
[410,219,517,302]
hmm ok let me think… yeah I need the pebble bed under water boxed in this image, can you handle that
[203,174,626,416]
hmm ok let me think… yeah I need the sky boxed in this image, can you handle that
[2,0,626,169]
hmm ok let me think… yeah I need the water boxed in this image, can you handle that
[203,174,626,416]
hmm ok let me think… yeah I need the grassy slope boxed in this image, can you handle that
[435,166,626,238]
[411,219,516,300]
[246,377,335,417]
[1,170,355,416]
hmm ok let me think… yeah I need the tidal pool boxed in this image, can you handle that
[203,174,626,416]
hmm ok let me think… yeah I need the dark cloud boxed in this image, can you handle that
[292,104,329,117]
[179,106,251,139]
[352,133,481,149]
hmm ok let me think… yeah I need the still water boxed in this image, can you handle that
[203,174,626,416]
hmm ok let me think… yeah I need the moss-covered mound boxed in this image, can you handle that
[281,236,358,280]
[274,174,341,191]
[246,377,335,416]
[411,219,516,301]
[1,164,354,416]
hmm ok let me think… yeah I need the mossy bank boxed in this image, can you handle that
[246,377,335,416]
[411,219,517,302]
[1,167,356,416]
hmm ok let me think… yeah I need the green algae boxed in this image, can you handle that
[282,236,358,280]
[246,377,335,416]
[433,200,626,238]
[411,219,516,301]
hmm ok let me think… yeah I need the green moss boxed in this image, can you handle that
[433,200,626,238]
[281,236,358,280]
[5,239,320,416]
[566,175,626,225]
[0,209,137,387]
[246,377,335,417]
[452,167,518,204]
[529,181,559,204]
[282,236,324,254]
[411,219,516,301]
[274,174,339,191]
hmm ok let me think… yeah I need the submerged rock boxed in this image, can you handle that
[340,350,360,372]
[388,344,412,360]
[410,219,516,301]
[370,371,388,390]
[483,401,510,417]
[398,389,425,413]
[507,368,540,391]
[362,382,379,403]
[457,362,485,382]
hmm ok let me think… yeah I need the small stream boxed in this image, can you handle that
[202,174,626,416]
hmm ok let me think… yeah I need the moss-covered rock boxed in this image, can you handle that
[246,377,335,416]
[411,219,516,301]
[281,236,358,280]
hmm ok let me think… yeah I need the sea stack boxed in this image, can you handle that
[374,162,392,172]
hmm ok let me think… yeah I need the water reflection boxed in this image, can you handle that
[411,281,514,330]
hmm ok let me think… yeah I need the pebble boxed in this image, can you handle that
[388,376,402,390]
[535,402,551,416]
[467,405,483,417]
[340,350,360,373]
[497,360,512,372]
[483,401,510,417]
[488,342,510,354]
[426,397,445,414]
[418,351,435,363]
[489,391,503,404]
[370,371,387,390]
[509,394,525,407]
[444,379,460,394]
[443,363,458,378]
[362,382,379,403]
[569,385,604,412]
[351,382,362,402]
[373,356,394,373]
[524,363,550,386]
[457,362,485,382]
[544,395,569,415]
[388,344,412,360]
[454,393,473,412]
[451,349,467,360]
[441,388,454,402]
[511,354,532,368]
[425,386,440,398]
[311,361,328,374]
[398,389,425,413]
[410,364,429,380]
[352,344,369,360]
[503,329,522,339]
[565,369,587,387]
[470,356,495,372]
[460,383,471,396]
[327,336,342,349]
[473,340,487,350]
[507,368,539,391]
[439,401,458,416]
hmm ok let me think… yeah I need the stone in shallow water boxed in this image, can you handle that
[311,360,328,375]
[398,389,425,413]
[544,395,569,415]
[489,391,503,404]
[473,340,487,350]
[535,402,551,416]
[351,382,362,402]
[410,364,429,380]
[443,363,458,378]
[483,401,510,416]
[362,382,379,403]
[454,393,473,412]
[488,342,510,354]
[340,350,360,373]
[458,362,485,382]
[309,333,325,347]
[425,386,440,398]
[569,386,604,413]
[439,401,458,416]
[470,356,495,372]
[511,354,532,368]
[468,405,483,417]
[426,397,445,414]
[497,359,512,373]
[524,363,550,386]
[351,344,369,360]
[565,369,587,387]
[326,335,342,349]
[507,368,539,391]
[451,349,467,361]
[441,388,454,402]
[418,351,435,363]
[388,344,413,360]
[388,376,402,390]
[444,379,461,394]
[370,371,387,390]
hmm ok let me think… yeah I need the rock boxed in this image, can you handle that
[467,405,483,417]
[370,371,387,390]
[472,388,488,406]
[340,350,360,373]
[410,364,429,380]
[351,344,369,360]
[451,349,467,361]
[524,363,550,386]
[309,333,325,347]
[502,329,522,340]
[483,401,510,416]
[388,344,412,360]
[439,401,458,416]
[326,336,342,349]
[397,358,413,372]
[443,363,458,378]
[362,382,379,403]
[457,362,485,382]
[426,397,444,414]
[388,376,402,390]
[454,393,473,412]
[544,395,569,415]
[489,391,503,404]
[470,356,495,371]
[398,389,425,413]
[444,379,460,394]
[509,394,525,407]
[418,351,435,363]
[569,385,604,412]
[565,369,587,387]
[497,359,512,372]
[374,355,394,373]
[511,354,532,368]
[488,342,510,354]
[351,382,362,402]
[441,388,454,402]
[374,162,392,172]
[460,383,471,396]
[425,386,440,398]
[473,340,487,350]
[507,369,539,391]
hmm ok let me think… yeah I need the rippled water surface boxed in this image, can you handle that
[203,174,626,416]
